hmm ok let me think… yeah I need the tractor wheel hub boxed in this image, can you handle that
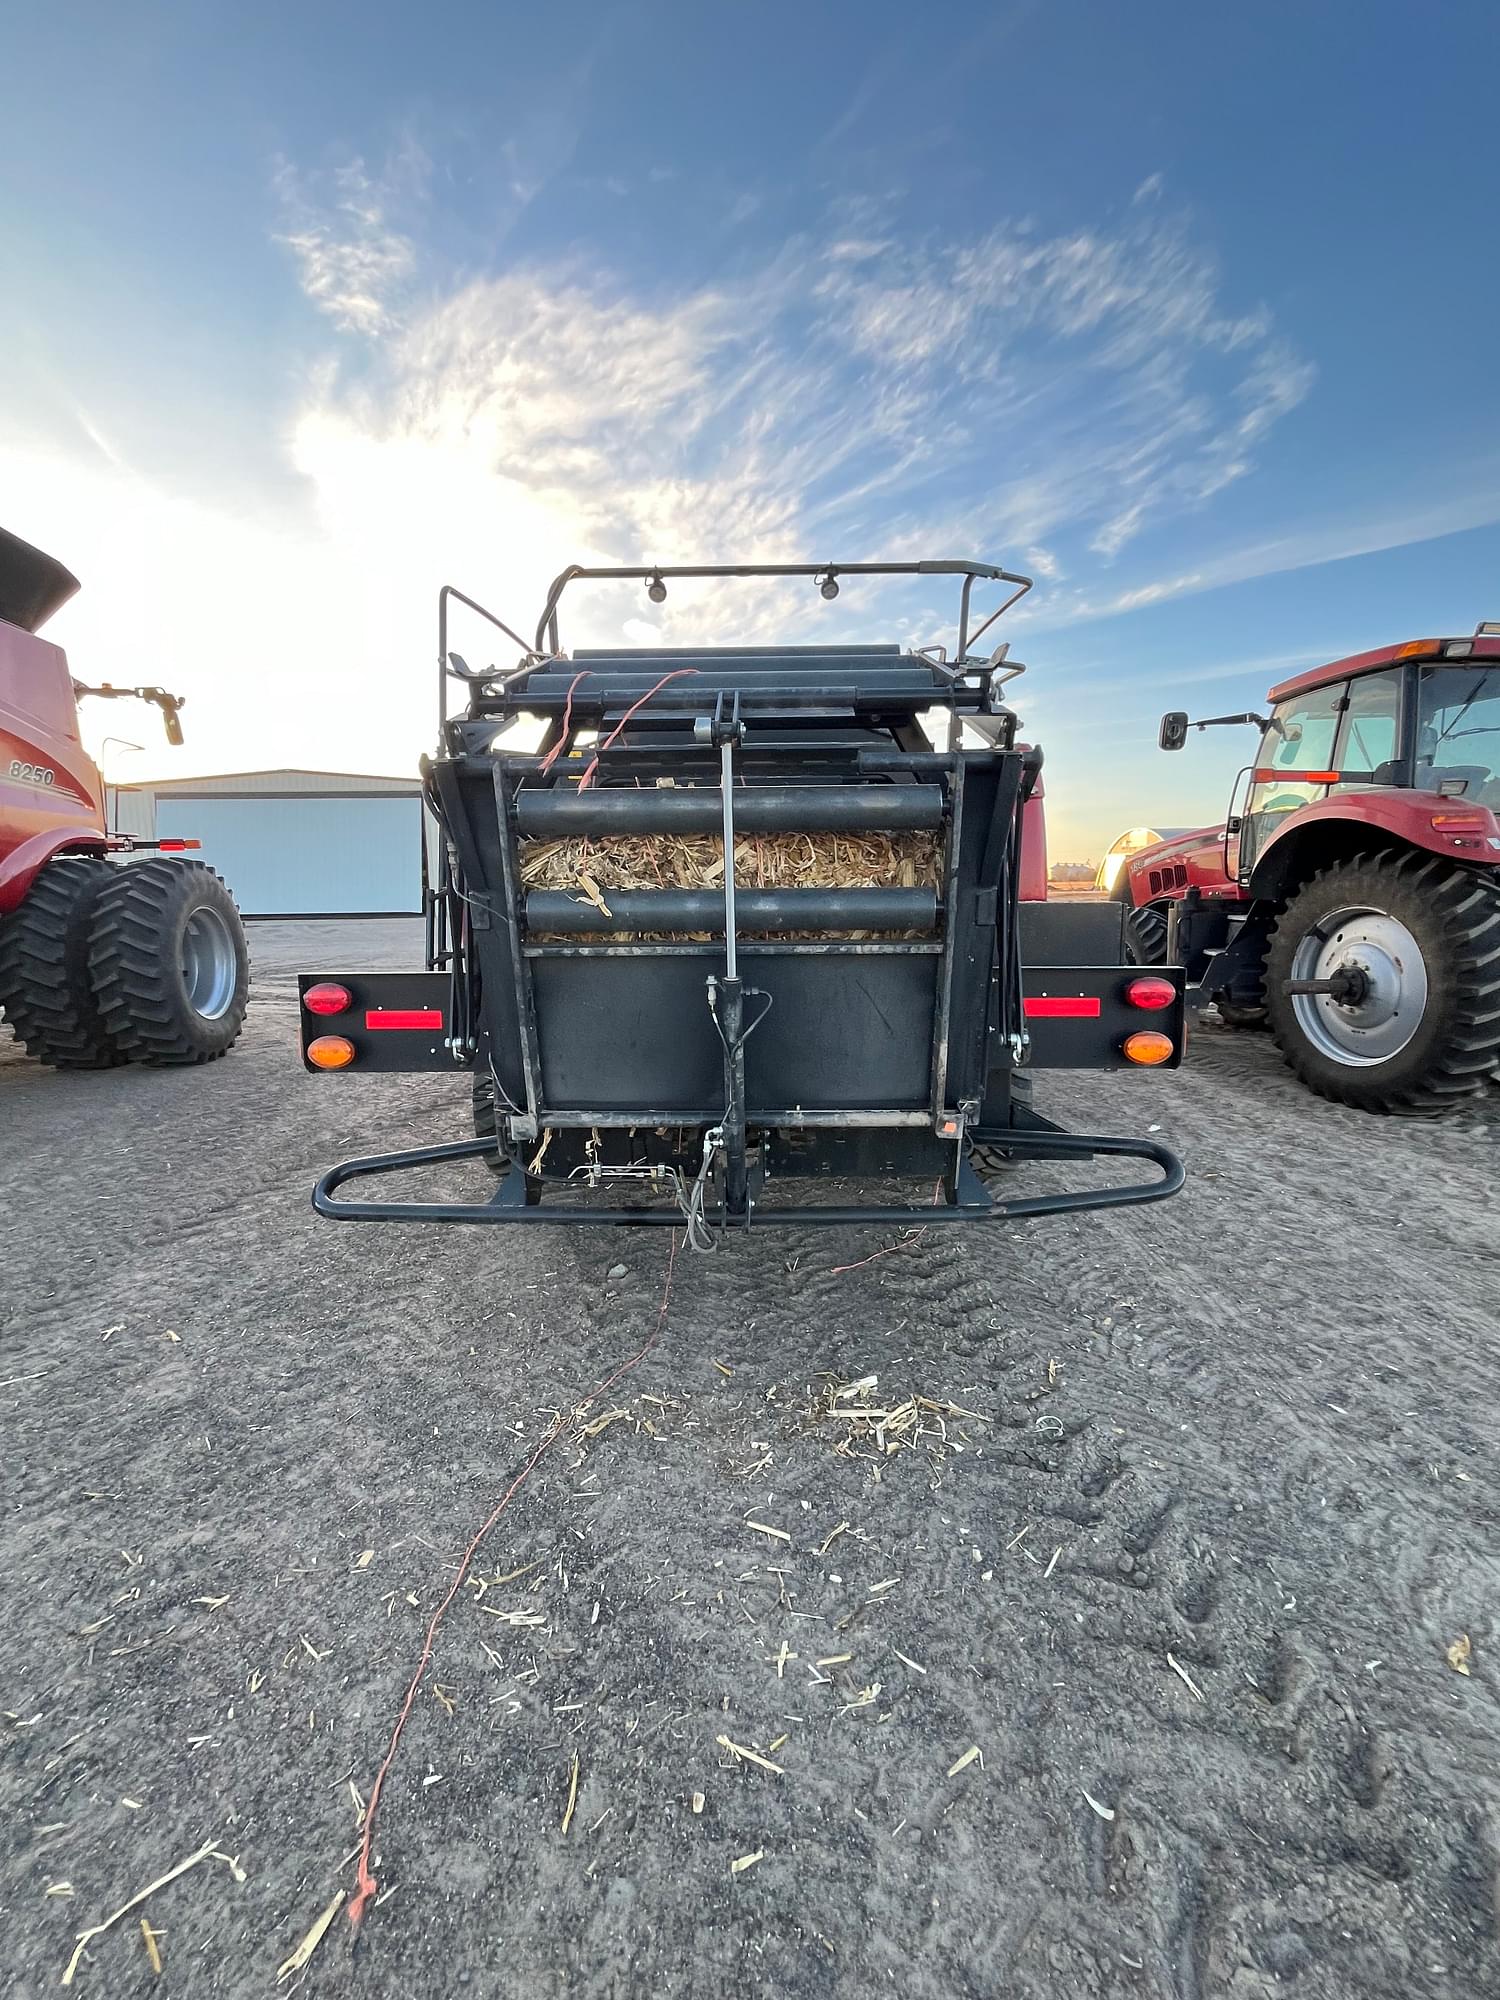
[1288,906,1427,1066]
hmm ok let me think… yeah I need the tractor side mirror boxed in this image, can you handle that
[1159,711,1189,751]
[162,705,184,747]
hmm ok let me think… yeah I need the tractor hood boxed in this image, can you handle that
[1130,824,1223,866]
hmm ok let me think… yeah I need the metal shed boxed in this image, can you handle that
[110,769,425,918]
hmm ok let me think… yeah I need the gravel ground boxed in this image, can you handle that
[4,917,1499,1999]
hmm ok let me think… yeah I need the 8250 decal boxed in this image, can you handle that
[9,759,58,786]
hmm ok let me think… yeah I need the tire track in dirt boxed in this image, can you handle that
[8,926,1500,1997]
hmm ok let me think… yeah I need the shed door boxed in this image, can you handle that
[154,795,421,917]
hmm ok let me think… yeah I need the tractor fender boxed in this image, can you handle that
[1246,790,1500,904]
[0,827,114,917]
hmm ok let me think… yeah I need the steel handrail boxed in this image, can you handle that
[533,559,1033,657]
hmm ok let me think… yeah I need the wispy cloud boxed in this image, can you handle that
[274,154,419,336]
[276,167,1317,658]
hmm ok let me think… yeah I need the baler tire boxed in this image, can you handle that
[1264,850,1500,1115]
[88,859,249,1065]
[1124,904,1170,966]
[471,1069,506,1176]
[0,857,124,1067]
[969,1071,1035,1181]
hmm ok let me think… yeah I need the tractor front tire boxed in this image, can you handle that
[88,859,249,1064]
[1212,997,1269,1030]
[0,857,124,1067]
[1264,850,1500,1115]
[1123,904,1170,966]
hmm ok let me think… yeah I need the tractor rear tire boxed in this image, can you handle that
[88,859,249,1064]
[1123,904,1170,965]
[0,857,124,1068]
[1264,850,1500,1115]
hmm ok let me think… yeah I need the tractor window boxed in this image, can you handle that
[1417,666,1500,806]
[1332,668,1402,786]
[1241,680,1346,874]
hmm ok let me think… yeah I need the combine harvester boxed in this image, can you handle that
[0,525,249,1067]
[1119,630,1500,1113]
[299,559,1185,1236]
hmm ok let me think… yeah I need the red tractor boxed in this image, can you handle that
[1117,628,1500,1114]
[0,525,249,1068]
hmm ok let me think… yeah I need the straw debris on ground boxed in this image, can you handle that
[790,1373,991,1464]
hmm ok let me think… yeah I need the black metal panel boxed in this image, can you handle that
[530,956,721,1110]
[527,950,935,1114]
[742,951,934,1111]
[514,785,943,836]
[1020,899,1125,965]
[525,887,937,935]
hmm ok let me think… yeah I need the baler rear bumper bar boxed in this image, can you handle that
[310,1128,1184,1228]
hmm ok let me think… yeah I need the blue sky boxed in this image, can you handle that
[4,0,1498,859]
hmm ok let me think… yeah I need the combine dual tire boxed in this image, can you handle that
[1265,850,1500,1115]
[88,859,249,1064]
[0,857,122,1067]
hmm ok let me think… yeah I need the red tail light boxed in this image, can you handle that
[157,838,201,851]
[304,982,353,1016]
[1124,976,1176,1011]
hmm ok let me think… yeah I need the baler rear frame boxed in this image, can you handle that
[304,557,1185,1233]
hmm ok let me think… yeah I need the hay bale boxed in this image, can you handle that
[518,831,942,893]
[519,830,943,938]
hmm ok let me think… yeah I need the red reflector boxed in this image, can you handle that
[365,1008,444,1031]
[157,838,201,851]
[304,982,353,1016]
[1024,995,1101,1019]
[1124,976,1176,1010]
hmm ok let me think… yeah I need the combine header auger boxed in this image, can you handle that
[0,526,249,1069]
[300,559,1185,1236]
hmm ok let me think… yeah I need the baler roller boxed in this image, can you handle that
[525,887,938,934]
[515,784,944,836]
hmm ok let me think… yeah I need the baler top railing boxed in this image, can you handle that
[436,584,535,728]
[531,559,1033,660]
